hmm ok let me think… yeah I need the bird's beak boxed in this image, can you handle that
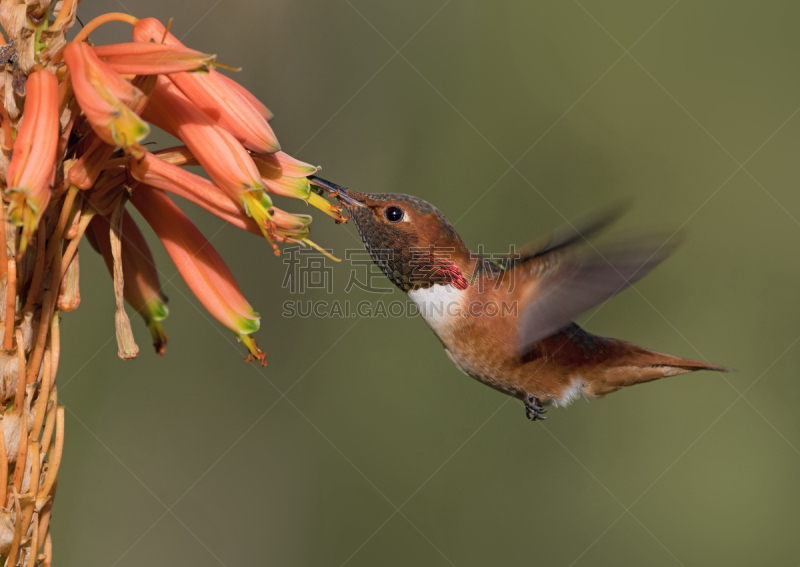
[308,176,365,208]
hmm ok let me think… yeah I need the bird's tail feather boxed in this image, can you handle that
[583,346,727,398]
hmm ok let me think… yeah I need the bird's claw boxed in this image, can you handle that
[524,394,548,421]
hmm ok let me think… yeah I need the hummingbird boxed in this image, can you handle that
[310,177,726,421]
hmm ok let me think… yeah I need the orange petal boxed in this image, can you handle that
[130,186,265,363]
[142,76,264,200]
[252,153,343,221]
[129,153,310,240]
[133,17,279,153]
[215,72,273,121]
[5,70,59,252]
[170,71,279,153]
[152,145,198,167]
[67,131,116,190]
[129,152,259,235]
[142,78,281,249]
[254,151,319,179]
[93,42,216,75]
[63,42,149,152]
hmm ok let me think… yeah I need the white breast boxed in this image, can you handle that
[408,284,465,336]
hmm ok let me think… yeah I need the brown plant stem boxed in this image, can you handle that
[43,532,51,567]
[21,222,46,315]
[6,489,21,566]
[25,513,39,567]
[25,290,51,386]
[57,210,94,284]
[51,0,78,30]
[12,329,25,414]
[56,72,72,118]
[37,495,53,552]
[21,209,94,394]
[101,157,128,170]
[72,12,139,44]
[30,350,51,441]
[0,192,7,280]
[44,186,78,265]
[56,105,78,166]
[12,410,27,492]
[0,413,7,507]
[49,312,60,388]
[35,407,63,508]
[38,394,56,465]
[3,259,14,350]
[18,442,40,535]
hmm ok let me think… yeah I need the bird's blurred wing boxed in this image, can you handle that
[513,235,679,356]
[504,200,630,269]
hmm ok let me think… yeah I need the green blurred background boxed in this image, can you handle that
[55,0,800,565]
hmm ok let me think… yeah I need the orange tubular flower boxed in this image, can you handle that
[141,76,279,250]
[148,145,342,221]
[63,41,149,153]
[252,152,345,221]
[6,70,59,252]
[133,17,279,154]
[129,152,313,242]
[88,211,169,355]
[130,186,266,364]
[93,42,217,75]
[215,71,274,121]
[0,5,347,558]
[68,131,116,190]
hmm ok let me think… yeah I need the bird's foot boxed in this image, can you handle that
[524,394,548,421]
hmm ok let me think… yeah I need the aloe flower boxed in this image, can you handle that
[63,41,150,153]
[130,188,265,363]
[67,131,116,190]
[132,17,279,153]
[216,71,274,120]
[0,5,341,561]
[93,42,217,75]
[141,76,280,250]
[129,152,314,242]
[253,152,346,220]
[149,145,343,221]
[5,70,59,253]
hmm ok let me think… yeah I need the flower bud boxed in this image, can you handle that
[63,42,149,154]
[5,70,59,253]
[130,187,266,364]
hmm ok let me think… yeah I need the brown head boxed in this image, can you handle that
[316,180,471,291]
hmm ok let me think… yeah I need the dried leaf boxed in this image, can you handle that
[0,2,27,43]
[39,0,76,65]
[4,66,18,120]
[0,508,13,554]
[0,41,17,67]
[0,146,9,185]
[15,26,34,73]
[110,199,138,360]
[11,58,25,97]
[0,349,19,403]
[56,250,79,312]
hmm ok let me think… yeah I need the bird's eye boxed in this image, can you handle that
[385,206,404,222]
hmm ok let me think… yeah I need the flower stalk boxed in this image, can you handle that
[0,3,342,563]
